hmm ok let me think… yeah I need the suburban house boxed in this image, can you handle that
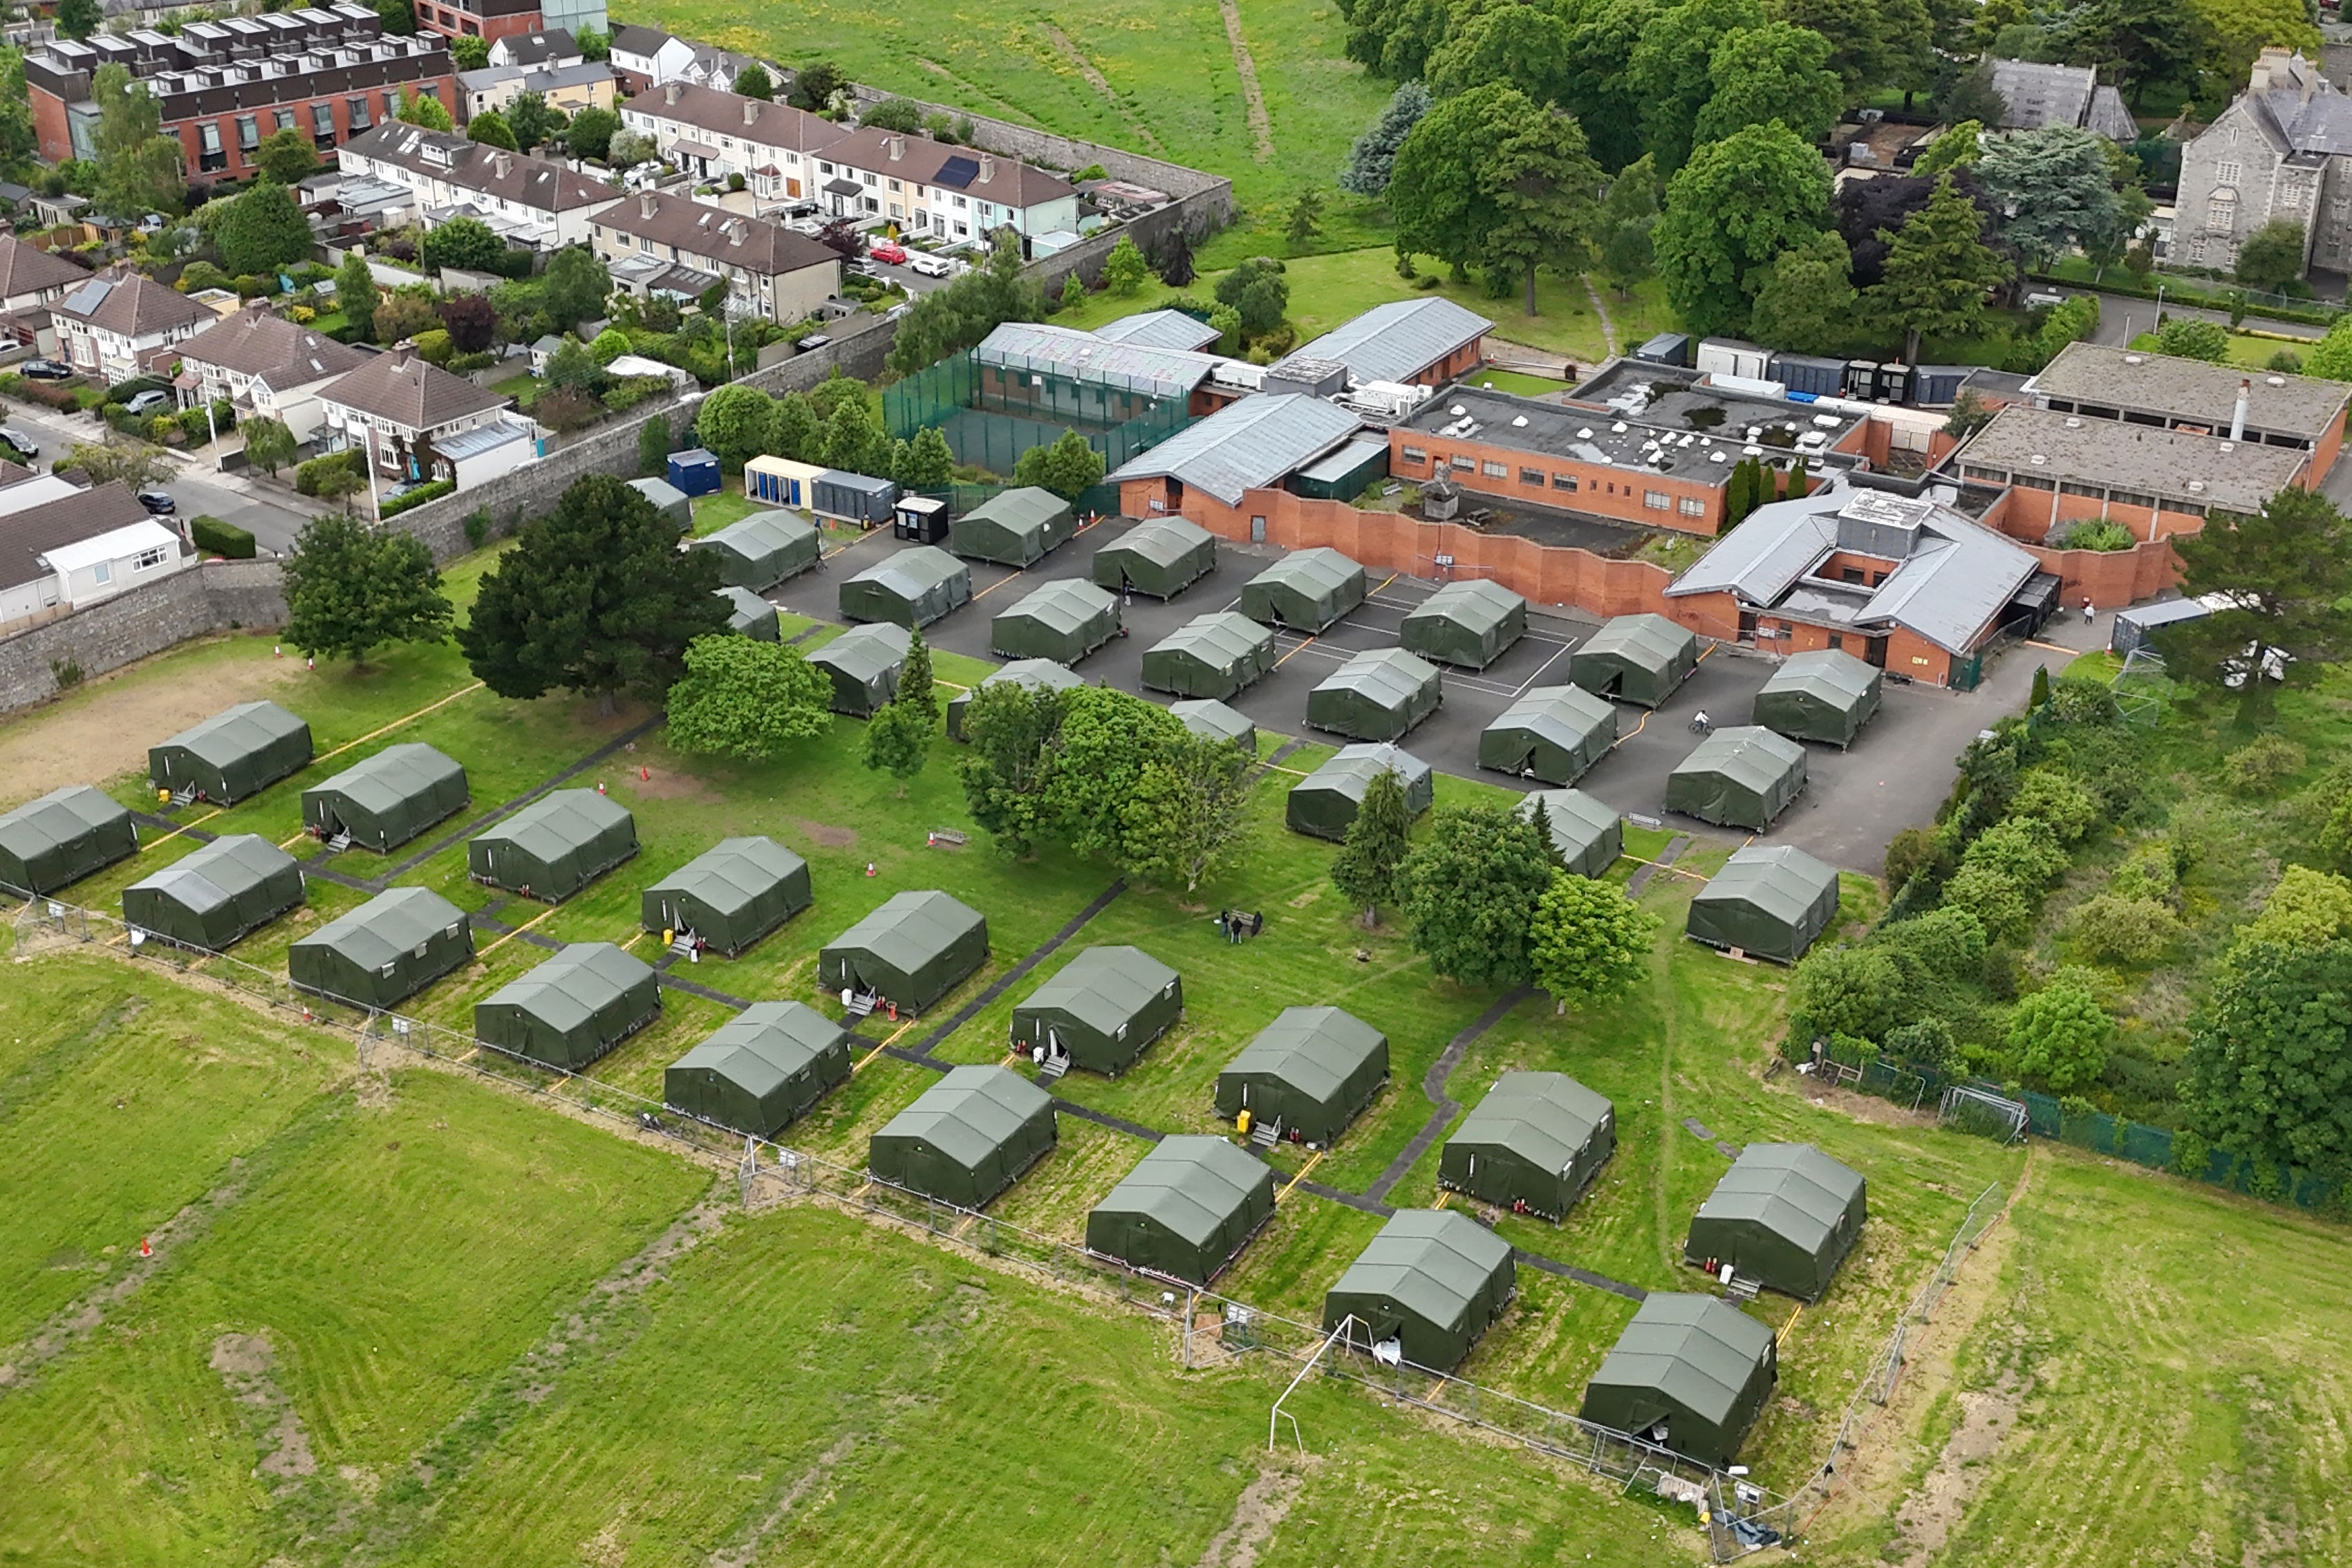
[1984,59,2137,141]
[2174,48,2352,275]
[337,122,622,250]
[0,232,92,355]
[608,26,763,95]
[51,263,212,382]
[1278,298,1492,390]
[489,29,579,68]
[616,83,845,203]
[458,58,615,121]
[588,191,841,324]
[315,346,517,483]
[156,303,371,442]
[0,480,190,634]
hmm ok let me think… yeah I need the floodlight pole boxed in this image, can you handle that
[1270,1313,1363,1455]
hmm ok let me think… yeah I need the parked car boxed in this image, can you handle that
[795,334,832,353]
[868,241,909,266]
[0,427,37,458]
[380,477,430,503]
[907,253,955,278]
[136,489,175,515]
[787,216,827,236]
[19,357,71,380]
[122,389,171,416]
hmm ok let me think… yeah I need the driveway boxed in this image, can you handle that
[2078,286,2326,348]
[0,400,317,555]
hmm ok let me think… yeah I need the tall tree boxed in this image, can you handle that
[1869,171,2012,364]
[957,681,1063,853]
[214,181,312,276]
[785,60,841,113]
[1771,0,1931,92]
[467,109,519,151]
[695,385,780,465]
[1040,687,1188,865]
[335,250,380,340]
[1337,80,1432,196]
[2187,939,2352,1178]
[860,696,932,794]
[0,46,37,169]
[55,0,101,40]
[1693,21,1843,149]
[281,512,452,667]
[451,35,490,70]
[895,426,956,489]
[1424,3,1574,107]
[1331,769,1413,924]
[2234,218,2306,292]
[1912,121,1983,178]
[1399,804,1556,987]
[732,62,775,102]
[1484,100,1605,315]
[1972,126,2126,271]
[2160,486,2352,726]
[1120,731,1251,893]
[1627,0,1766,175]
[91,64,183,220]
[1101,234,1152,295]
[395,87,454,131]
[254,127,320,185]
[1337,0,1458,83]
[897,625,937,725]
[665,636,834,760]
[1596,153,1661,297]
[566,106,620,163]
[1528,872,1659,1010]
[1654,120,1831,336]
[1556,0,1656,171]
[541,245,612,328]
[1012,427,1106,498]
[1390,84,1603,310]
[239,415,297,476]
[507,91,564,151]
[2056,0,2207,103]
[1748,228,1860,355]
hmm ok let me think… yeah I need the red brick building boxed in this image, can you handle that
[413,0,546,46]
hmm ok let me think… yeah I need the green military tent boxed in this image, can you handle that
[949,486,1076,566]
[0,785,137,895]
[1686,845,1839,964]
[839,545,972,629]
[1515,789,1622,879]
[1439,1071,1615,1220]
[1010,944,1182,1076]
[664,1002,850,1137]
[990,579,1122,664]
[1753,648,1883,747]
[692,511,820,589]
[716,585,781,640]
[1240,548,1367,632]
[808,622,911,716]
[1686,1143,1867,1301]
[1323,1209,1515,1373]
[1171,698,1254,754]
[1401,580,1528,670]
[288,886,472,1008]
[1087,1136,1276,1287]
[1285,743,1435,841]
[1215,1005,1388,1144]
[1580,1293,1777,1467]
[946,659,1084,742]
[467,789,638,902]
[869,1065,1056,1208]
[627,476,691,531]
[1479,685,1616,785]
[1092,516,1215,599]
[301,743,469,854]
[1665,727,1807,830]
[122,833,304,950]
[1141,612,1276,700]
[475,941,662,1071]
[1569,615,1699,708]
[640,836,812,955]
[1306,648,1442,741]
[818,889,988,1014]
[149,701,312,803]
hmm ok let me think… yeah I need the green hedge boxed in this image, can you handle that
[294,448,365,496]
[379,478,454,516]
[189,514,256,559]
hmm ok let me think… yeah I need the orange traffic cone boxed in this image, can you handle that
[888,1000,897,1021]
[640,766,649,781]
[139,1236,152,1258]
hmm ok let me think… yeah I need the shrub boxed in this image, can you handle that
[103,375,172,407]
[1883,824,1939,889]
[294,448,366,496]
[189,514,255,559]
[2169,1126,2212,1179]
[1883,1018,1957,1072]
[412,328,453,365]
[178,259,230,292]
[2008,967,2113,1092]
[1881,904,1987,978]
[380,478,454,516]
[1789,944,1906,1045]
[2009,767,2099,843]
[1962,815,2070,891]
[532,386,601,432]
[2223,734,2306,796]
[2108,836,2180,906]
[2067,891,2183,967]
[446,351,496,373]
[1941,862,2034,942]
[2243,865,2352,948]
[463,507,491,548]
[2060,519,2135,552]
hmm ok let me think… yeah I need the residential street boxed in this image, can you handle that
[0,400,317,555]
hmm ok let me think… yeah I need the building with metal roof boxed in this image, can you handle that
[1515,788,1623,879]
[1171,698,1255,752]
[641,837,810,957]
[1086,1135,1276,1286]
[2110,595,2215,656]
[1215,1005,1388,1144]
[1240,547,1368,632]
[1092,516,1216,599]
[818,889,987,1014]
[664,1002,850,1137]
[1569,614,1699,708]
[0,785,136,895]
[1580,1293,1777,1466]
[149,700,312,803]
[1440,1071,1614,1220]
[1011,944,1181,1076]
[839,545,972,629]
[301,743,469,853]
[1285,297,1492,388]
[1753,649,1881,747]
[1323,1208,1515,1372]
[948,485,1076,566]
[808,622,911,716]
[122,834,304,951]
[1110,393,1365,510]
[1286,743,1435,840]
[288,886,473,1009]
[467,789,637,902]
[1480,686,1616,785]
[1141,611,1277,700]
[476,942,661,1071]
[974,319,1233,402]
[869,1064,1056,1208]
[1307,647,1442,741]
[1666,727,1807,830]
[716,585,780,640]
[1687,845,1840,964]
[692,510,820,589]
[1091,309,1224,353]
[946,658,1084,741]
[1401,579,1527,669]
[1685,1143,1867,1300]
[990,579,1123,664]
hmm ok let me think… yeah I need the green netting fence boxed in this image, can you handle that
[883,349,1193,477]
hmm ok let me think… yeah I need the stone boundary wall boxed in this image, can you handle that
[0,559,287,714]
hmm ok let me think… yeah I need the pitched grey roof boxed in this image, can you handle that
[670,1002,846,1099]
[1022,945,1177,1036]
[125,832,295,915]
[1986,59,2136,140]
[317,349,509,433]
[0,232,88,301]
[54,265,208,337]
[1695,845,1840,927]
[1694,1143,1865,1256]
[483,942,654,1034]
[1226,1006,1385,1102]
[998,578,1117,637]
[594,189,840,279]
[1674,727,1804,796]
[1288,297,1492,385]
[1591,1293,1775,1426]
[976,319,1224,399]
[159,700,307,769]
[1760,649,1879,712]
[1150,611,1272,668]
[177,304,367,389]
[1314,647,1439,709]
[809,621,908,682]
[1092,309,1223,353]
[876,1064,1052,1169]
[473,788,633,862]
[644,837,805,917]
[1451,1071,1612,1178]
[1298,741,1433,802]
[0,481,157,588]
[829,890,984,971]
[1408,579,1524,638]
[847,544,967,600]
[1091,1135,1269,1247]
[971,657,1085,699]
[308,743,463,818]
[301,886,467,969]
[343,123,624,215]
[1327,1208,1513,1336]
[1110,393,1365,505]
[1170,697,1253,745]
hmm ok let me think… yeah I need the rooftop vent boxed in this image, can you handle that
[1511,414,1528,427]
[2188,479,2208,492]
[2029,453,2046,465]
[2064,416,2082,427]
[1610,421,1627,433]
[1577,427,1594,439]
[2266,374,2286,386]
[1450,404,1466,416]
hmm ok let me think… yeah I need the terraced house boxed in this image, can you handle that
[51,263,210,382]
[588,190,841,324]
[337,122,622,252]
[152,302,370,442]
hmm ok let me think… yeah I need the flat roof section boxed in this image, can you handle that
[1954,404,2307,514]
[1396,383,1858,492]
[2029,342,2351,442]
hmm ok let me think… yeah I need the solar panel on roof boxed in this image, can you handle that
[937,155,980,188]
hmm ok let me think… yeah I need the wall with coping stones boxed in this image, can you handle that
[0,559,288,715]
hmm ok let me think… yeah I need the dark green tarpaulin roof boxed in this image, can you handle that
[1285,743,1435,840]
[840,545,972,628]
[990,579,1122,664]
[641,836,811,955]
[1171,698,1254,752]
[693,511,820,588]
[950,486,1075,566]
[1141,611,1276,700]
[1753,649,1882,747]
[476,941,661,1070]
[123,833,304,949]
[946,658,1084,741]
[1240,548,1367,632]
[1306,647,1442,741]
[1569,614,1699,707]
[1479,685,1616,785]
[1215,1005,1388,1143]
[1515,788,1622,879]
[716,585,780,639]
[1086,1135,1275,1286]
[1323,1208,1516,1372]
[628,476,691,530]
[1581,1292,1776,1467]
[1092,517,1216,599]
[301,743,468,853]
[150,700,312,801]
[1685,1142,1867,1301]
[1665,727,1807,830]
[870,1064,1056,1208]
[1686,844,1839,964]
[0,785,136,895]
[1440,1071,1614,1220]
[288,886,473,1009]
[1401,579,1527,670]
[468,789,637,901]
[819,889,988,1012]
[1011,944,1181,1075]
[664,1001,849,1137]
[809,622,911,716]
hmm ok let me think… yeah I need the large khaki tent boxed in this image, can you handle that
[1010,944,1182,1076]
[1665,727,1807,830]
[1240,548,1367,632]
[1092,516,1215,599]
[1307,648,1442,741]
[991,579,1122,664]
[1439,1071,1614,1220]
[1141,612,1276,700]
[1171,698,1255,754]
[1480,685,1616,785]
[1323,1209,1515,1372]
[1401,580,1527,669]
[1285,743,1435,841]
[869,1065,1056,1208]
[818,889,988,1014]
[149,701,312,803]
[692,511,820,588]
[808,622,911,716]
[946,658,1084,741]
[476,942,662,1070]
[627,475,691,530]
[0,785,136,895]
[468,790,638,902]
[1569,615,1699,708]
[1687,845,1840,964]
[122,834,304,950]
[1580,1294,1777,1466]
[839,545,972,629]
[1516,789,1622,879]
[1215,1005,1388,1144]
[1685,1143,1867,1301]
[1086,1135,1275,1287]
[716,586,780,640]
[949,486,1075,566]
[640,837,811,955]
[664,1002,850,1137]
[301,743,469,853]
[288,887,472,1008]
[1753,649,1882,747]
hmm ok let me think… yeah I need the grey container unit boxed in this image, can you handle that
[1140,612,1277,700]
[1400,579,1527,670]
[2110,597,2212,657]
[1684,1141,1867,1301]
[1479,685,1616,785]
[1568,614,1699,708]
[946,658,1084,741]
[1305,647,1443,741]
[149,700,313,803]
[664,1002,850,1137]
[812,469,898,526]
[1665,726,1807,830]
[1768,353,1846,398]
[122,833,306,951]
[288,887,473,1009]
[1285,743,1435,840]
[1213,1005,1389,1145]
[808,622,911,716]
[1322,1209,1515,1373]
[1239,548,1367,632]
[0,785,137,895]
[1752,648,1881,747]
[626,476,691,531]
[474,942,662,1072]
[466,789,639,902]
[301,743,468,853]
[716,585,780,640]
[1091,516,1216,599]
[839,545,972,629]
[948,485,1076,566]
[1686,843,1840,964]
[1515,788,1622,879]
[1010,944,1182,1076]
[693,511,821,588]
[1635,332,1691,367]
[1911,365,1972,406]
[989,579,1122,664]
[1439,1070,1614,1220]
[1170,698,1255,754]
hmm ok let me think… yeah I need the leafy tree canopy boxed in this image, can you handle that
[666,635,834,760]
[1529,872,1659,1008]
[1654,120,1831,337]
[281,512,452,667]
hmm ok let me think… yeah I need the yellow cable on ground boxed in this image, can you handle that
[1277,1148,1325,1201]
[478,903,559,955]
[142,808,222,851]
[313,682,484,764]
[1271,633,1319,669]
[852,1018,917,1072]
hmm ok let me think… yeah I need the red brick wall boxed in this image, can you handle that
[2311,406,2344,481]
[30,91,71,166]
[167,75,457,181]
[1385,431,1725,535]
[2024,539,2183,608]
[416,5,541,41]
[1662,596,1962,686]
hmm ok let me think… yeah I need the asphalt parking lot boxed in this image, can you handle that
[765,521,2048,874]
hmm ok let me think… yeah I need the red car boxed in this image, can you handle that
[868,241,910,265]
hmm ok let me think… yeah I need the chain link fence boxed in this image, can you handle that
[883,348,1195,475]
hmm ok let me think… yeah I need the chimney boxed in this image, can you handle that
[640,190,657,218]
[723,217,742,245]
[664,80,681,104]
[744,98,758,125]
[978,153,995,183]
[888,133,903,161]
[492,152,512,178]
[2232,377,2250,441]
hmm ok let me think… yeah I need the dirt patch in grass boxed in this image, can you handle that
[209,1330,319,1485]
[1193,1463,1305,1567]
[1215,0,1274,162]
[622,767,723,803]
[1888,1373,2026,1565]
[794,818,858,848]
